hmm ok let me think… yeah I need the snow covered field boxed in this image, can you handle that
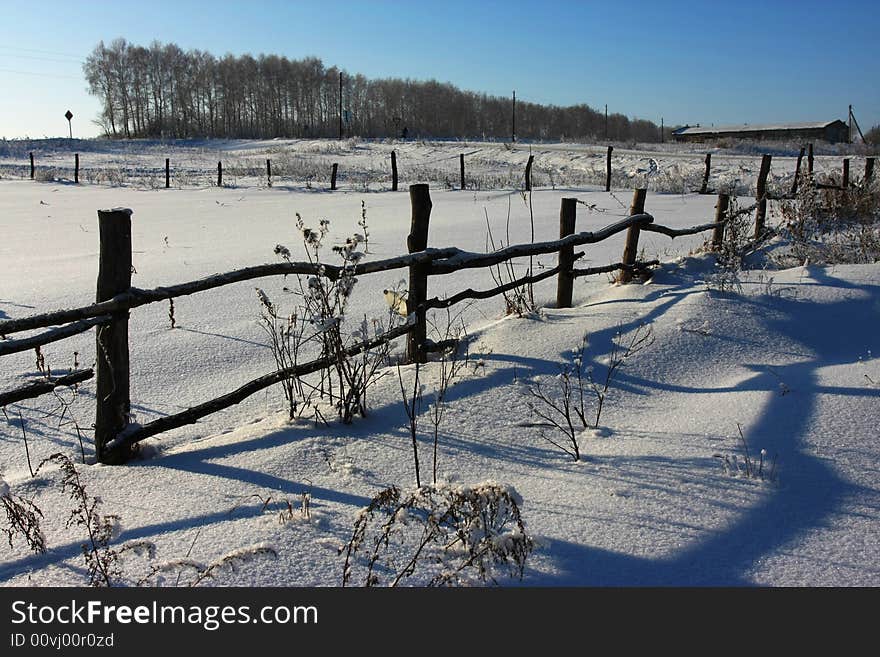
[1,138,878,586]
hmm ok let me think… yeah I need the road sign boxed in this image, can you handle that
[65,110,73,121]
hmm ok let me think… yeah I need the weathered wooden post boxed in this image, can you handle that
[460,153,465,190]
[165,158,170,189]
[807,143,814,177]
[791,147,805,196]
[29,152,35,180]
[95,208,132,464]
[605,145,613,192]
[391,150,398,191]
[700,153,712,194]
[866,157,876,184]
[524,154,534,192]
[842,158,850,188]
[711,193,730,251]
[217,161,223,187]
[556,198,577,308]
[618,188,647,283]
[754,154,772,239]
[74,153,79,184]
[267,158,272,187]
[406,184,431,364]
[330,163,338,190]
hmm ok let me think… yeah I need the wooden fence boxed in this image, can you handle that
[0,178,835,464]
[16,147,875,194]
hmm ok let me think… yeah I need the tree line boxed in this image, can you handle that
[84,38,665,142]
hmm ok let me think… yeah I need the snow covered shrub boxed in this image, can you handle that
[1,474,46,554]
[342,481,534,587]
[713,425,777,483]
[705,195,753,293]
[525,324,654,461]
[272,215,398,424]
[776,174,880,266]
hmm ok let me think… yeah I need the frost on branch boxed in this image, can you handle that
[342,481,534,587]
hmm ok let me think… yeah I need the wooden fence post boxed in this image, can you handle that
[460,153,466,190]
[605,146,613,192]
[267,158,272,187]
[807,143,814,177]
[165,158,170,189]
[29,152,35,180]
[791,147,805,196]
[524,154,534,192]
[217,161,222,187]
[700,153,711,194]
[712,193,730,251]
[618,188,647,283]
[754,154,772,239]
[331,163,338,190]
[391,150,398,191]
[842,158,850,188]
[95,208,132,464]
[866,157,876,184]
[406,184,431,364]
[74,153,79,184]
[556,198,577,308]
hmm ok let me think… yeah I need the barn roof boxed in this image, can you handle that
[673,120,843,135]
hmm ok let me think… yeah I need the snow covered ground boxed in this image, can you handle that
[1,139,878,586]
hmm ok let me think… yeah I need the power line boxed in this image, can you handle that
[0,44,85,60]
[0,68,83,80]
[0,53,84,65]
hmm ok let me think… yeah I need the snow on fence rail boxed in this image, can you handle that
[0,184,768,464]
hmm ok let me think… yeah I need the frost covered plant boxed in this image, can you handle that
[37,453,122,586]
[273,215,394,424]
[136,543,277,587]
[1,475,46,554]
[713,424,777,482]
[255,287,313,420]
[526,324,654,461]
[342,482,534,587]
[706,195,753,294]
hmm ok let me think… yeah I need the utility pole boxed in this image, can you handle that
[512,90,516,143]
[848,104,853,144]
[661,117,664,143]
[338,71,343,139]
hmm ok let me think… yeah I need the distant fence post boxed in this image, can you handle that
[29,152,35,180]
[754,154,772,239]
[217,161,223,187]
[165,158,170,188]
[618,188,647,284]
[391,150,398,191]
[605,146,613,192]
[406,184,432,364]
[712,193,730,251]
[331,163,338,190]
[460,153,465,190]
[267,158,272,187]
[74,153,79,184]
[866,157,876,184]
[556,198,577,308]
[791,147,805,196]
[95,208,133,465]
[842,158,850,188]
[807,143,814,178]
[700,153,711,194]
[524,154,534,192]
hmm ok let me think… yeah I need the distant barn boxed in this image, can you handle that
[672,120,848,144]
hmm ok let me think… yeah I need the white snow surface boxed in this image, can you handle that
[1,139,878,586]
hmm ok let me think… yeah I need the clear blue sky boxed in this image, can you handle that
[1,0,877,139]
